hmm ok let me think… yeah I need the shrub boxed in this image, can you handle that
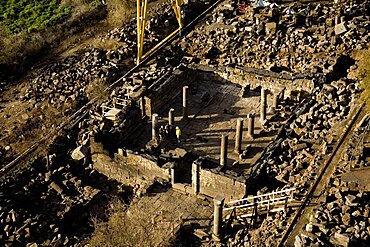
[0,0,72,34]
[357,49,370,108]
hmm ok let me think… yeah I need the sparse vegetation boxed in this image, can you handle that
[90,198,173,247]
[0,0,138,81]
[0,0,106,80]
[357,49,370,108]
[86,78,110,104]
[0,0,72,33]
[106,0,135,28]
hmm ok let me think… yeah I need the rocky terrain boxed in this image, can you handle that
[183,0,370,74]
[0,131,133,246]
[0,0,370,246]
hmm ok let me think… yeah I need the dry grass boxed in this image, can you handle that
[89,198,173,247]
[105,0,136,28]
[357,49,370,109]
[86,78,110,104]
[0,0,105,76]
[0,0,136,77]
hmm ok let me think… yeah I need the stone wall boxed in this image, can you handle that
[144,66,195,118]
[141,64,315,119]
[198,168,247,202]
[186,64,316,94]
[191,160,247,202]
[90,138,171,187]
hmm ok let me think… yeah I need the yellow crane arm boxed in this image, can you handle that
[136,0,184,65]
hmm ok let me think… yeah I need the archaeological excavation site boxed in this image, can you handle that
[1,0,370,246]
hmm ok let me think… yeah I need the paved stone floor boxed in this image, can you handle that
[126,186,214,245]
[134,78,279,175]
[171,80,275,174]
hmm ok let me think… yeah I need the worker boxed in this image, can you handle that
[175,126,181,143]
[159,126,164,141]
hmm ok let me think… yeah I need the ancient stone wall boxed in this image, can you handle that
[144,66,196,117]
[90,138,171,186]
[198,167,247,202]
[187,64,315,94]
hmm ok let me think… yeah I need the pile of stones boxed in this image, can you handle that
[226,7,364,242]
[296,190,370,247]
[183,0,370,73]
[296,118,370,247]
[227,77,362,246]
[0,134,130,246]
[270,77,361,186]
[21,2,177,113]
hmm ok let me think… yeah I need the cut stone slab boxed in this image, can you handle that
[330,232,350,247]
[71,145,89,161]
[335,23,347,35]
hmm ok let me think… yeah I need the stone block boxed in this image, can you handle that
[330,232,350,247]
[335,23,347,35]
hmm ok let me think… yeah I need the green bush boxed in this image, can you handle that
[357,50,370,108]
[0,0,72,33]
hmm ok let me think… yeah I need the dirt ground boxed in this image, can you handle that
[0,0,173,168]
[0,11,127,166]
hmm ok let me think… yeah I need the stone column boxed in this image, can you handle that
[220,134,228,167]
[260,88,267,122]
[234,118,243,154]
[45,154,50,182]
[182,86,188,120]
[168,108,175,125]
[192,161,200,195]
[171,168,175,185]
[335,15,340,25]
[331,36,337,46]
[280,88,285,102]
[272,93,279,114]
[140,97,146,117]
[152,113,159,143]
[248,113,255,138]
[212,195,225,241]
[46,154,50,169]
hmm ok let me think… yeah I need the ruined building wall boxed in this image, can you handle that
[187,64,315,93]
[191,160,247,202]
[144,67,196,117]
[199,168,247,202]
[90,138,171,186]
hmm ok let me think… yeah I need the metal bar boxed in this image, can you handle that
[227,188,296,205]
[142,28,180,60]
[223,196,292,211]
[139,0,148,62]
[137,0,141,64]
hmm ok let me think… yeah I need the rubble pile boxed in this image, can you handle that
[77,92,141,147]
[270,78,360,186]
[296,191,370,247]
[228,210,290,247]
[21,2,178,112]
[228,45,362,247]
[23,50,119,107]
[0,135,130,246]
[183,0,370,73]
[296,120,370,247]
